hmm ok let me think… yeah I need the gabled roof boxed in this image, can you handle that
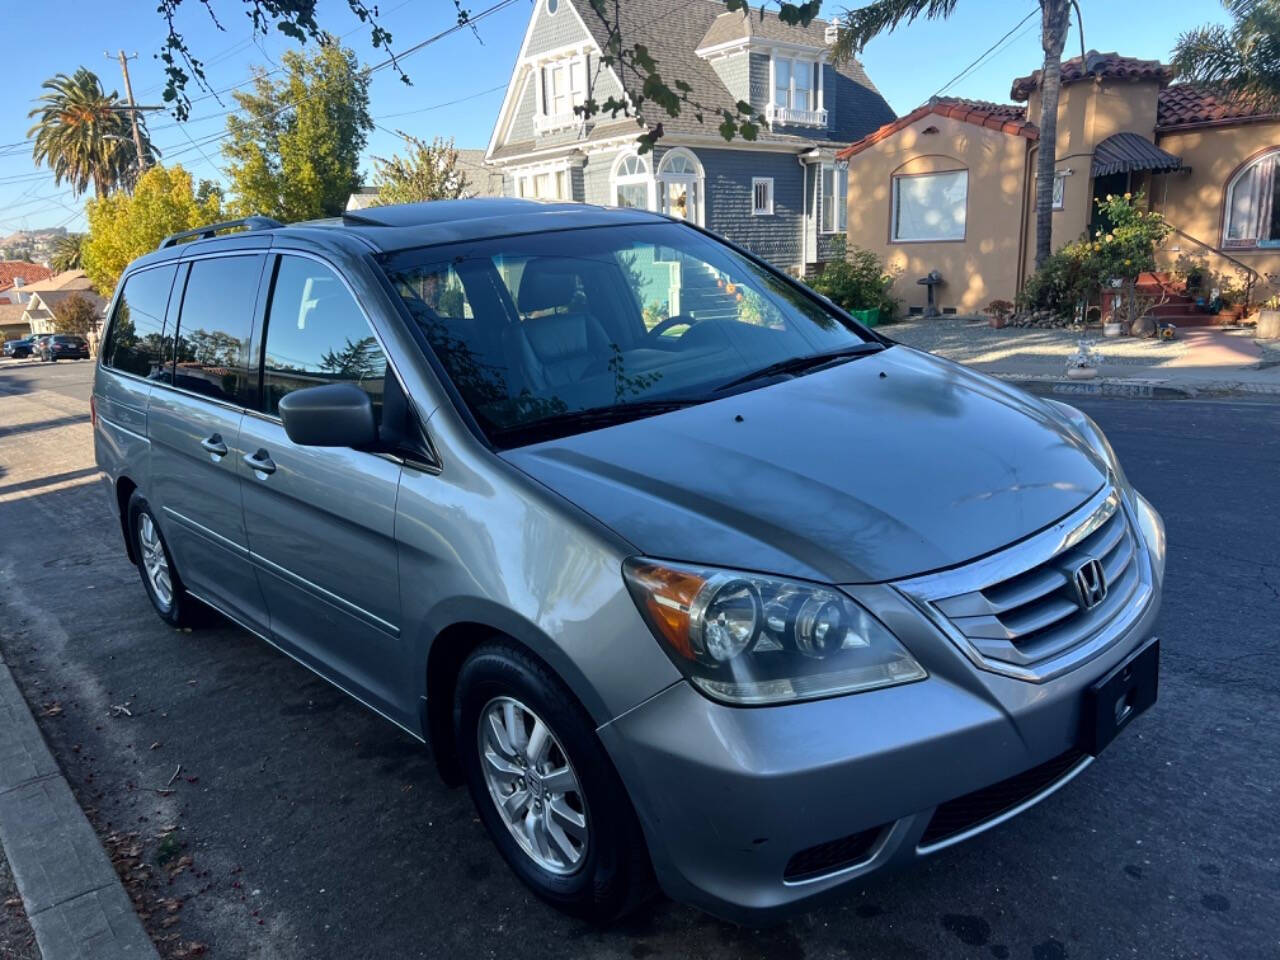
[1011,51,1173,102]
[489,0,895,161]
[1157,83,1280,130]
[0,302,26,324]
[0,261,52,292]
[835,96,1036,161]
[20,269,93,293]
[696,8,836,53]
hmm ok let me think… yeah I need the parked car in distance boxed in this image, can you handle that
[92,201,1166,924]
[39,333,90,361]
[28,333,54,357]
[3,337,34,358]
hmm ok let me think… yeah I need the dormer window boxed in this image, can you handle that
[535,54,589,134]
[768,53,827,128]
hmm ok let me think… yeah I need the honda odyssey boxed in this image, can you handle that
[92,199,1164,923]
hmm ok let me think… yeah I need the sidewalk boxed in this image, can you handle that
[888,315,1280,398]
[0,654,159,959]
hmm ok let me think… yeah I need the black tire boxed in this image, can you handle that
[126,491,199,628]
[455,642,655,921]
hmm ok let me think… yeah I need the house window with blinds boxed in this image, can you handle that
[1223,150,1280,248]
[820,164,847,234]
[892,170,967,242]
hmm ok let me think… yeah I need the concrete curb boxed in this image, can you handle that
[0,657,158,959]
[992,373,1280,401]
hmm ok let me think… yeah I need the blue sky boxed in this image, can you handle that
[0,0,1230,234]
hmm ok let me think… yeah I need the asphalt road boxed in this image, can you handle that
[0,358,1276,960]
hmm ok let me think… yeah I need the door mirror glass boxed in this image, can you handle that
[278,383,378,448]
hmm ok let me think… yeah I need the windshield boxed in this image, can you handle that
[378,222,876,447]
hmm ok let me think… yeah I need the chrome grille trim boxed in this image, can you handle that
[895,484,1154,682]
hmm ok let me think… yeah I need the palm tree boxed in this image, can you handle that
[27,68,158,197]
[1173,0,1280,110]
[836,0,1075,270]
[49,233,86,273]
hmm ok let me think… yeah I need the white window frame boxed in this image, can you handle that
[534,51,590,134]
[767,51,826,128]
[819,163,847,234]
[656,148,705,226]
[513,160,572,201]
[891,169,968,243]
[611,149,655,210]
[752,177,774,216]
[1223,148,1280,248]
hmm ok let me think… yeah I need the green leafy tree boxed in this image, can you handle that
[50,233,87,273]
[28,68,159,197]
[372,134,470,206]
[50,292,101,336]
[834,0,1076,270]
[83,164,221,292]
[223,39,372,222]
[1173,0,1280,110]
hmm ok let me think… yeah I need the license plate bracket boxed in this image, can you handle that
[1082,637,1159,756]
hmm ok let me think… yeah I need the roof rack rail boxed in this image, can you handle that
[158,216,284,250]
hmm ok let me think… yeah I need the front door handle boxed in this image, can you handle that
[243,449,277,476]
[200,433,229,457]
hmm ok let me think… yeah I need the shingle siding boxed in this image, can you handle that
[699,148,804,269]
[507,74,537,144]
[749,53,770,114]
[525,1,590,56]
[709,53,750,107]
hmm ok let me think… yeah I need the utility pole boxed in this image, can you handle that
[109,50,148,175]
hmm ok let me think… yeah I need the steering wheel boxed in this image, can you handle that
[646,314,698,340]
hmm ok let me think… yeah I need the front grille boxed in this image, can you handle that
[918,748,1087,849]
[915,490,1145,670]
[783,826,883,882]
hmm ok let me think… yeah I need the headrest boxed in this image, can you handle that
[517,260,581,314]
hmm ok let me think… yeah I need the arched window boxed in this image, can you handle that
[656,148,704,225]
[1224,149,1280,248]
[611,151,653,210]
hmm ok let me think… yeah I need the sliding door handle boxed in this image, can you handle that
[200,434,228,458]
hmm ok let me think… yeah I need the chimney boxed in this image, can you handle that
[824,16,841,45]
[12,276,23,288]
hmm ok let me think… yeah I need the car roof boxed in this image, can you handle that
[124,198,672,276]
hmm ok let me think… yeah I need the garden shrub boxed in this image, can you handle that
[810,245,900,320]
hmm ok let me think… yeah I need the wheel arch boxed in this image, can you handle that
[116,475,140,565]
[422,606,610,787]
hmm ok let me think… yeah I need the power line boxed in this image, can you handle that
[933,7,1038,99]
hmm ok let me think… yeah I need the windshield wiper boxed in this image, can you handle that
[491,398,700,447]
[712,342,886,394]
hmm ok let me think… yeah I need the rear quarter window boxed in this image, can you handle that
[103,265,179,379]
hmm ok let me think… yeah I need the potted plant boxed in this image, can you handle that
[985,298,1014,329]
[1065,339,1103,379]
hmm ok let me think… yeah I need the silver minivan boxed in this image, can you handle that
[93,199,1165,923]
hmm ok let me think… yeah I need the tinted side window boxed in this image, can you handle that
[262,257,387,418]
[103,265,178,379]
[172,255,263,404]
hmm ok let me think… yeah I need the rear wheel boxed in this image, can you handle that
[455,642,654,921]
[127,492,199,628]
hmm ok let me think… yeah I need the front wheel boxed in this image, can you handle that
[127,492,199,628]
[455,642,654,921]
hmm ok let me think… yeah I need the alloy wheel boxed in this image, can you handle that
[136,513,173,610]
[477,696,589,875]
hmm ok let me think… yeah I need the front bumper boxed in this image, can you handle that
[598,575,1161,923]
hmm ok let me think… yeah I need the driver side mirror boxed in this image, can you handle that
[278,383,378,448]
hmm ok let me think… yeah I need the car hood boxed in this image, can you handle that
[501,346,1108,584]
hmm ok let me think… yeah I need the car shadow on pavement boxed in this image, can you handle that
[0,413,91,440]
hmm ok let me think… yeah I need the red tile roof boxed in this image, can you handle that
[1156,83,1280,130]
[0,261,53,293]
[835,97,1036,161]
[1011,51,1173,101]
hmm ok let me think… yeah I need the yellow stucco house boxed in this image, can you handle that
[836,51,1280,315]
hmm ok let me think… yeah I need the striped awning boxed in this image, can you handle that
[1092,132,1183,177]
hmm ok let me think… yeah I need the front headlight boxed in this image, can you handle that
[622,559,926,705]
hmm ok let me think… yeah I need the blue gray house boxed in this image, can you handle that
[484,0,896,275]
